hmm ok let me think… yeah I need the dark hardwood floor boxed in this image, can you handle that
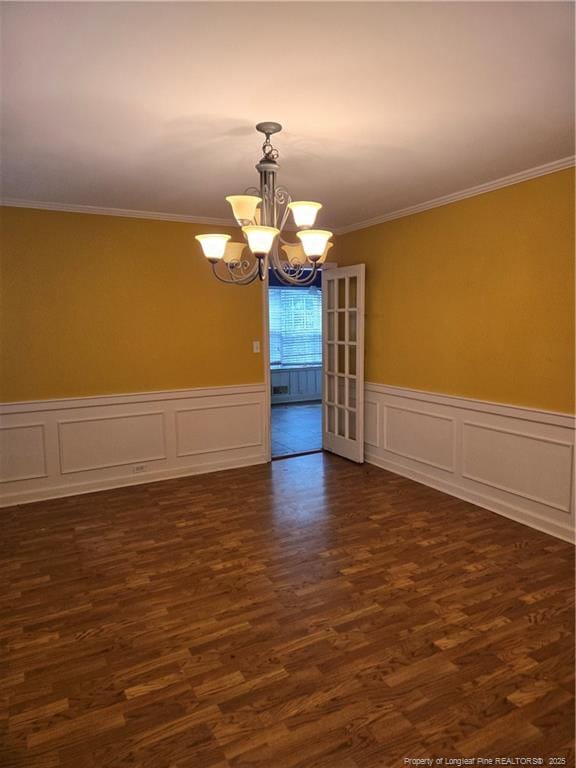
[1,453,574,767]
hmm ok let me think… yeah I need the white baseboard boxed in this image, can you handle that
[0,384,267,507]
[364,383,575,543]
[366,452,574,544]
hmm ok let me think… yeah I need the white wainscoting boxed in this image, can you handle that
[364,383,575,543]
[0,384,267,507]
[3,381,574,543]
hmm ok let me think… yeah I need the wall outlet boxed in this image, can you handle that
[252,340,261,353]
[133,464,146,473]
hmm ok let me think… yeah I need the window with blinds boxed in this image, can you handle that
[269,286,322,368]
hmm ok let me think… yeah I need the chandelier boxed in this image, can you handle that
[195,122,333,286]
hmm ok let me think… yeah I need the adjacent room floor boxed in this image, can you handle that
[271,401,322,457]
[1,453,574,767]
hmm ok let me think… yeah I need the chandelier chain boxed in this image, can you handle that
[261,134,279,161]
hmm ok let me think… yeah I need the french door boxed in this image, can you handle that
[322,264,365,462]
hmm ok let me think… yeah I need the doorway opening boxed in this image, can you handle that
[269,269,323,459]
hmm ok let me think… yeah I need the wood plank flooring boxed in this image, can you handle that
[1,452,574,767]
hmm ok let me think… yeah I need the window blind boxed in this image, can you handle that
[269,286,322,367]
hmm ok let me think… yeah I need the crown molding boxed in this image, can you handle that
[0,198,232,228]
[2,155,574,234]
[334,156,576,235]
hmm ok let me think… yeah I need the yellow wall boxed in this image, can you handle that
[3,169,573,410]
[335,169,575,413]
[0,208,264,401]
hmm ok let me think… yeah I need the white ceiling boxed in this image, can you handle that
[2,1,574,230]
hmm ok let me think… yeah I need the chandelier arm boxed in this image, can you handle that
[269,238,309,278]
[268,237,288,272]
[269,263,319,286]
[268,240,296,283]
[278,204,291,236]
[274,186,292,234]
[268,250,319,286]
[211,260,260,285]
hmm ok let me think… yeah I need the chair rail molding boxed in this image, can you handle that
[363,383,575,543]
[0,384,267,506]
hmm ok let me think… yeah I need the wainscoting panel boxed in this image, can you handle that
[385,406,455,472]
[0,424,47,483]
[364,399,380,449]
[176,402,262,457]
[365,383,575,542]
[0,385,267,506]
[462,422,573,513]
[59,412,167,474]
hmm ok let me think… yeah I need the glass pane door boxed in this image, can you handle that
[322,264,365,462]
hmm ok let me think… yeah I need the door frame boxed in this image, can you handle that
[262,272,272,463]
[261,264,339,464]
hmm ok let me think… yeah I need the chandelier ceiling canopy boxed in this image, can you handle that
[195,122,333,286]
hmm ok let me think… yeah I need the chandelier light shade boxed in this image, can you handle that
[223,242,247,266]
[195,233,231,262]
[196,122,333,285]
[288,201,322,228]
[296,229,334,261]
[281,242,308,267]
[226,195,261,226]
[317,241,334,265]
[242,225,279,256]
